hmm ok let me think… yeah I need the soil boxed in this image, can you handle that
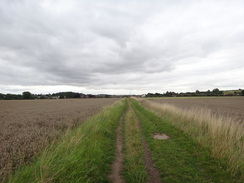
[142,137,161,183]
[108,115,125,183]
[153,133,170,140]
[136,116,161,183]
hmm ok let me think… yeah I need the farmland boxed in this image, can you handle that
[0,98,118,181]
[1,97,243,182]
[150,97,244,121]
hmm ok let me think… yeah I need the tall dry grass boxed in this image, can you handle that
[136,98,244,177]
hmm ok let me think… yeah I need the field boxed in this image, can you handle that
[0,98,118,181]
[150,97,244,122]
[1,97,243,182]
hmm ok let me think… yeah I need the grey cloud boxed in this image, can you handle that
[0,0,244,94]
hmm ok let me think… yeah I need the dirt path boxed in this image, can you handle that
[109,100,161,183]
[136,114,161,183]
[108,115,125,183]
[142,138,161,183]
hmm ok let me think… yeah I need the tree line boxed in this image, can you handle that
[0,91,95,100]
[146,88,244,97]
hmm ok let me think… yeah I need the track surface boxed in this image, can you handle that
[109,100,161,183]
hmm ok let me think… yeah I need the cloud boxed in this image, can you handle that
[0,0,244,94]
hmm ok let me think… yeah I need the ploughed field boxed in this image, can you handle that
[151,97,244,122]
[0,98,118,180]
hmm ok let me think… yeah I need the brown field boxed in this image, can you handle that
[151,97,244,122]
[0,98,118,180]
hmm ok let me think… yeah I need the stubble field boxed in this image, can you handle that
[0,98,118,180]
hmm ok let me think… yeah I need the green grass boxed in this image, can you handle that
[123,101,147,183]
[130,99,241,183]
[5,99,126,183]
[138,98,244,178]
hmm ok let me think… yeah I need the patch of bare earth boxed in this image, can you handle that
[153,133,170,140]
[108,115,125,183]
[0,98,118,181]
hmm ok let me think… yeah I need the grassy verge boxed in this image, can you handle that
[130,99,241,183]
[5,99,126,183]
[123,101,147,183]
[137,98,243,178]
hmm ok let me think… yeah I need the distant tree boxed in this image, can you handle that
[22,91,32,99]
[196,90,200,94]
[207,90,211,96]
[4,94,22,100]
[165,91,176,97]
[212,88,220,96]
[146,93,154,97]
[242,90,244,96]
[87,94,95,98]
[155,93,164,97]
[59,94,65,99]
[74,93,81,98]
[165,91,170,97]
[5,94,13,100]
[0,93,4,99]
[39,95,45,99]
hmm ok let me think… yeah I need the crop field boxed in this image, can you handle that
[150,97,244,122]
[1,97,243,183]
[0,98,118,181]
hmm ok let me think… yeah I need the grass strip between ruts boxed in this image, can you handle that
[122,100,147,183]
[6,99,126,183]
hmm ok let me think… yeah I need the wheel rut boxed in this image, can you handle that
[109,100,161,183]
[108,114,125,183]
[135,110,161,183]
[141,137,161,183]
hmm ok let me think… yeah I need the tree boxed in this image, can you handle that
[242,90,244,96]
[146,93,154,97]
[212,88,220,96]
[206,90,211,96]
[0,93,4,99]
[22,91,32,99]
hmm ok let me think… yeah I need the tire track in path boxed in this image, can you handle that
[141,137,161,183]
[109,99,161,183]
[136,118,161,182]
[132,100,161,183]
[108,114,125,183]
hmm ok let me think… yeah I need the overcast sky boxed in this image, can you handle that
[0,0,243,95]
